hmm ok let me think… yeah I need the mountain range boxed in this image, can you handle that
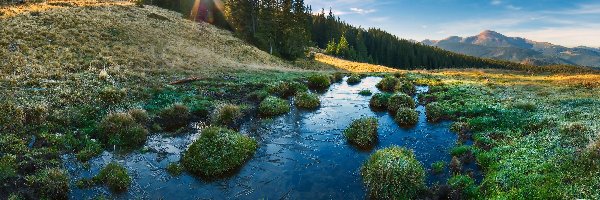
[422,30,600,68]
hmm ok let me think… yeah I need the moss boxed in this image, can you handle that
[376,76,399,92]
[387,93,416,113]
[0,154,17,181]
[307,74,332,90]
[344,117,379,148]
[369,93,392,110]
[394,108,419,127]
[98,112,148,149]
[451,145,472,156]
[158,104,190,131]
[359,90,372,96]
[346,74,362,85]
[128,109,149,124]
[211,103,242,126]
[94,162,131,192]
[431,161,445,174]
[361,146,425,199]
[166,162,183,176]
[448,175,479,199]
[268,81,308,97]
[259,96,290,117]
[425,102,444,122]
[294,92,321,109]
[395,81,417,96]
[27,168,70,200]
[182,127,257,177]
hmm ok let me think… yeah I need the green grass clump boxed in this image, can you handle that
[450,122,470,135]
[395,81,417,96]
[431,161,445,174]
[128,109,149,124]
[158,104,190,132]
[387,93,416,113]
[369,93,392,110]
[268,81,308,97]
[259,96,290,117]
[361,146,425,199]
[0,101,25,133]
[307,74,332,90]
[182,127,257,177]
[211,103,242,126]
[98,112,148,150]
[347,74,362,85]
[376,76,399,92]
[448,175,479,199]
[425,102,444,122]
[450,145,472,156]
[166,162,184,176]
[294,92,321,109]
[331,72,344,83]
[27,168,70,200]
[98,86,127,105]
[359,90,372,96]
[0,155,17,181]
[94,163,131,192]
[75,139,103,162]
[394,108,419,127]
[343,117,379,148]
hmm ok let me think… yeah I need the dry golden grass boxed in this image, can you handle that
[315,53,401,73]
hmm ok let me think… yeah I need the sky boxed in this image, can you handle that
[304,0,600,48]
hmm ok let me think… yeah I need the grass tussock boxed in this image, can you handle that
[211,103,242,126]
[361,146,425,199]
[98,112,148,150]
[307,74,332,90]
[259,96,290,117]
[369,93,392,110]
[344,117,379,148]
[78,162,131,193]
[294,92,321,109]
[181,127,257,177]
[387,93,416,113]
[394,107,418,127]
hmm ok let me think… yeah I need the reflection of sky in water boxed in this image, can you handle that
[66,77,460,199]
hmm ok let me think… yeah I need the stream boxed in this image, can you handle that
[66,77,462,199]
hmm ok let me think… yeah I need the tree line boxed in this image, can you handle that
[148,0,526,70]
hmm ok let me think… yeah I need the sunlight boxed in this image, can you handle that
[190,0,223,23]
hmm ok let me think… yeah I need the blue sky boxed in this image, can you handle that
[305,0,600,47]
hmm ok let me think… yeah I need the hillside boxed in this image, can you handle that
[423,30,600,68]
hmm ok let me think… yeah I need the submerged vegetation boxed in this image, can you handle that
[343,117,379,148]
[361,146,426,199]
[182,127,257,177]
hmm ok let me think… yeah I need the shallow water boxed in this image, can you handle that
[66,77,460,199]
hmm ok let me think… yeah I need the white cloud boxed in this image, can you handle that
[505,27,600,47]
[491,0,502,5]
[350,8,376,15]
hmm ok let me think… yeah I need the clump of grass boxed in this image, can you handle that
[369,93,392,110]
[182,127,257,177]
[294,92,321,109]
[0,101,25,133]
[26,168,69,200]
[359,90,372,96]
[450,145,472,157]
[512,101,537,112]
[346,74,362,85]
[75,139,103,162]
[0,155,17,181]
[395,81,417,96]
[128,109,149,124]
[387,93,415,113]
[307,74,332,90]
[211,103,242,126]
[450,122,470,135]
[586,139,600,159]
[79,162,131,192]
[343,117,379,148]
[559,122,592,144]
[376,76,399,92]
[331,72,344,83]
[166,162,183,176]
[394,108,419,127]
[431,161,445,174]
[247,89,270,102]
[448,175,479,199]
[158,104,190,132]
[259,96,290,117]
[425,102,444,122]
[98,112,148,150]
[99,86,127,105]
[361,146,425,199]
[449,156,462,173]
[268,81,308,97]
